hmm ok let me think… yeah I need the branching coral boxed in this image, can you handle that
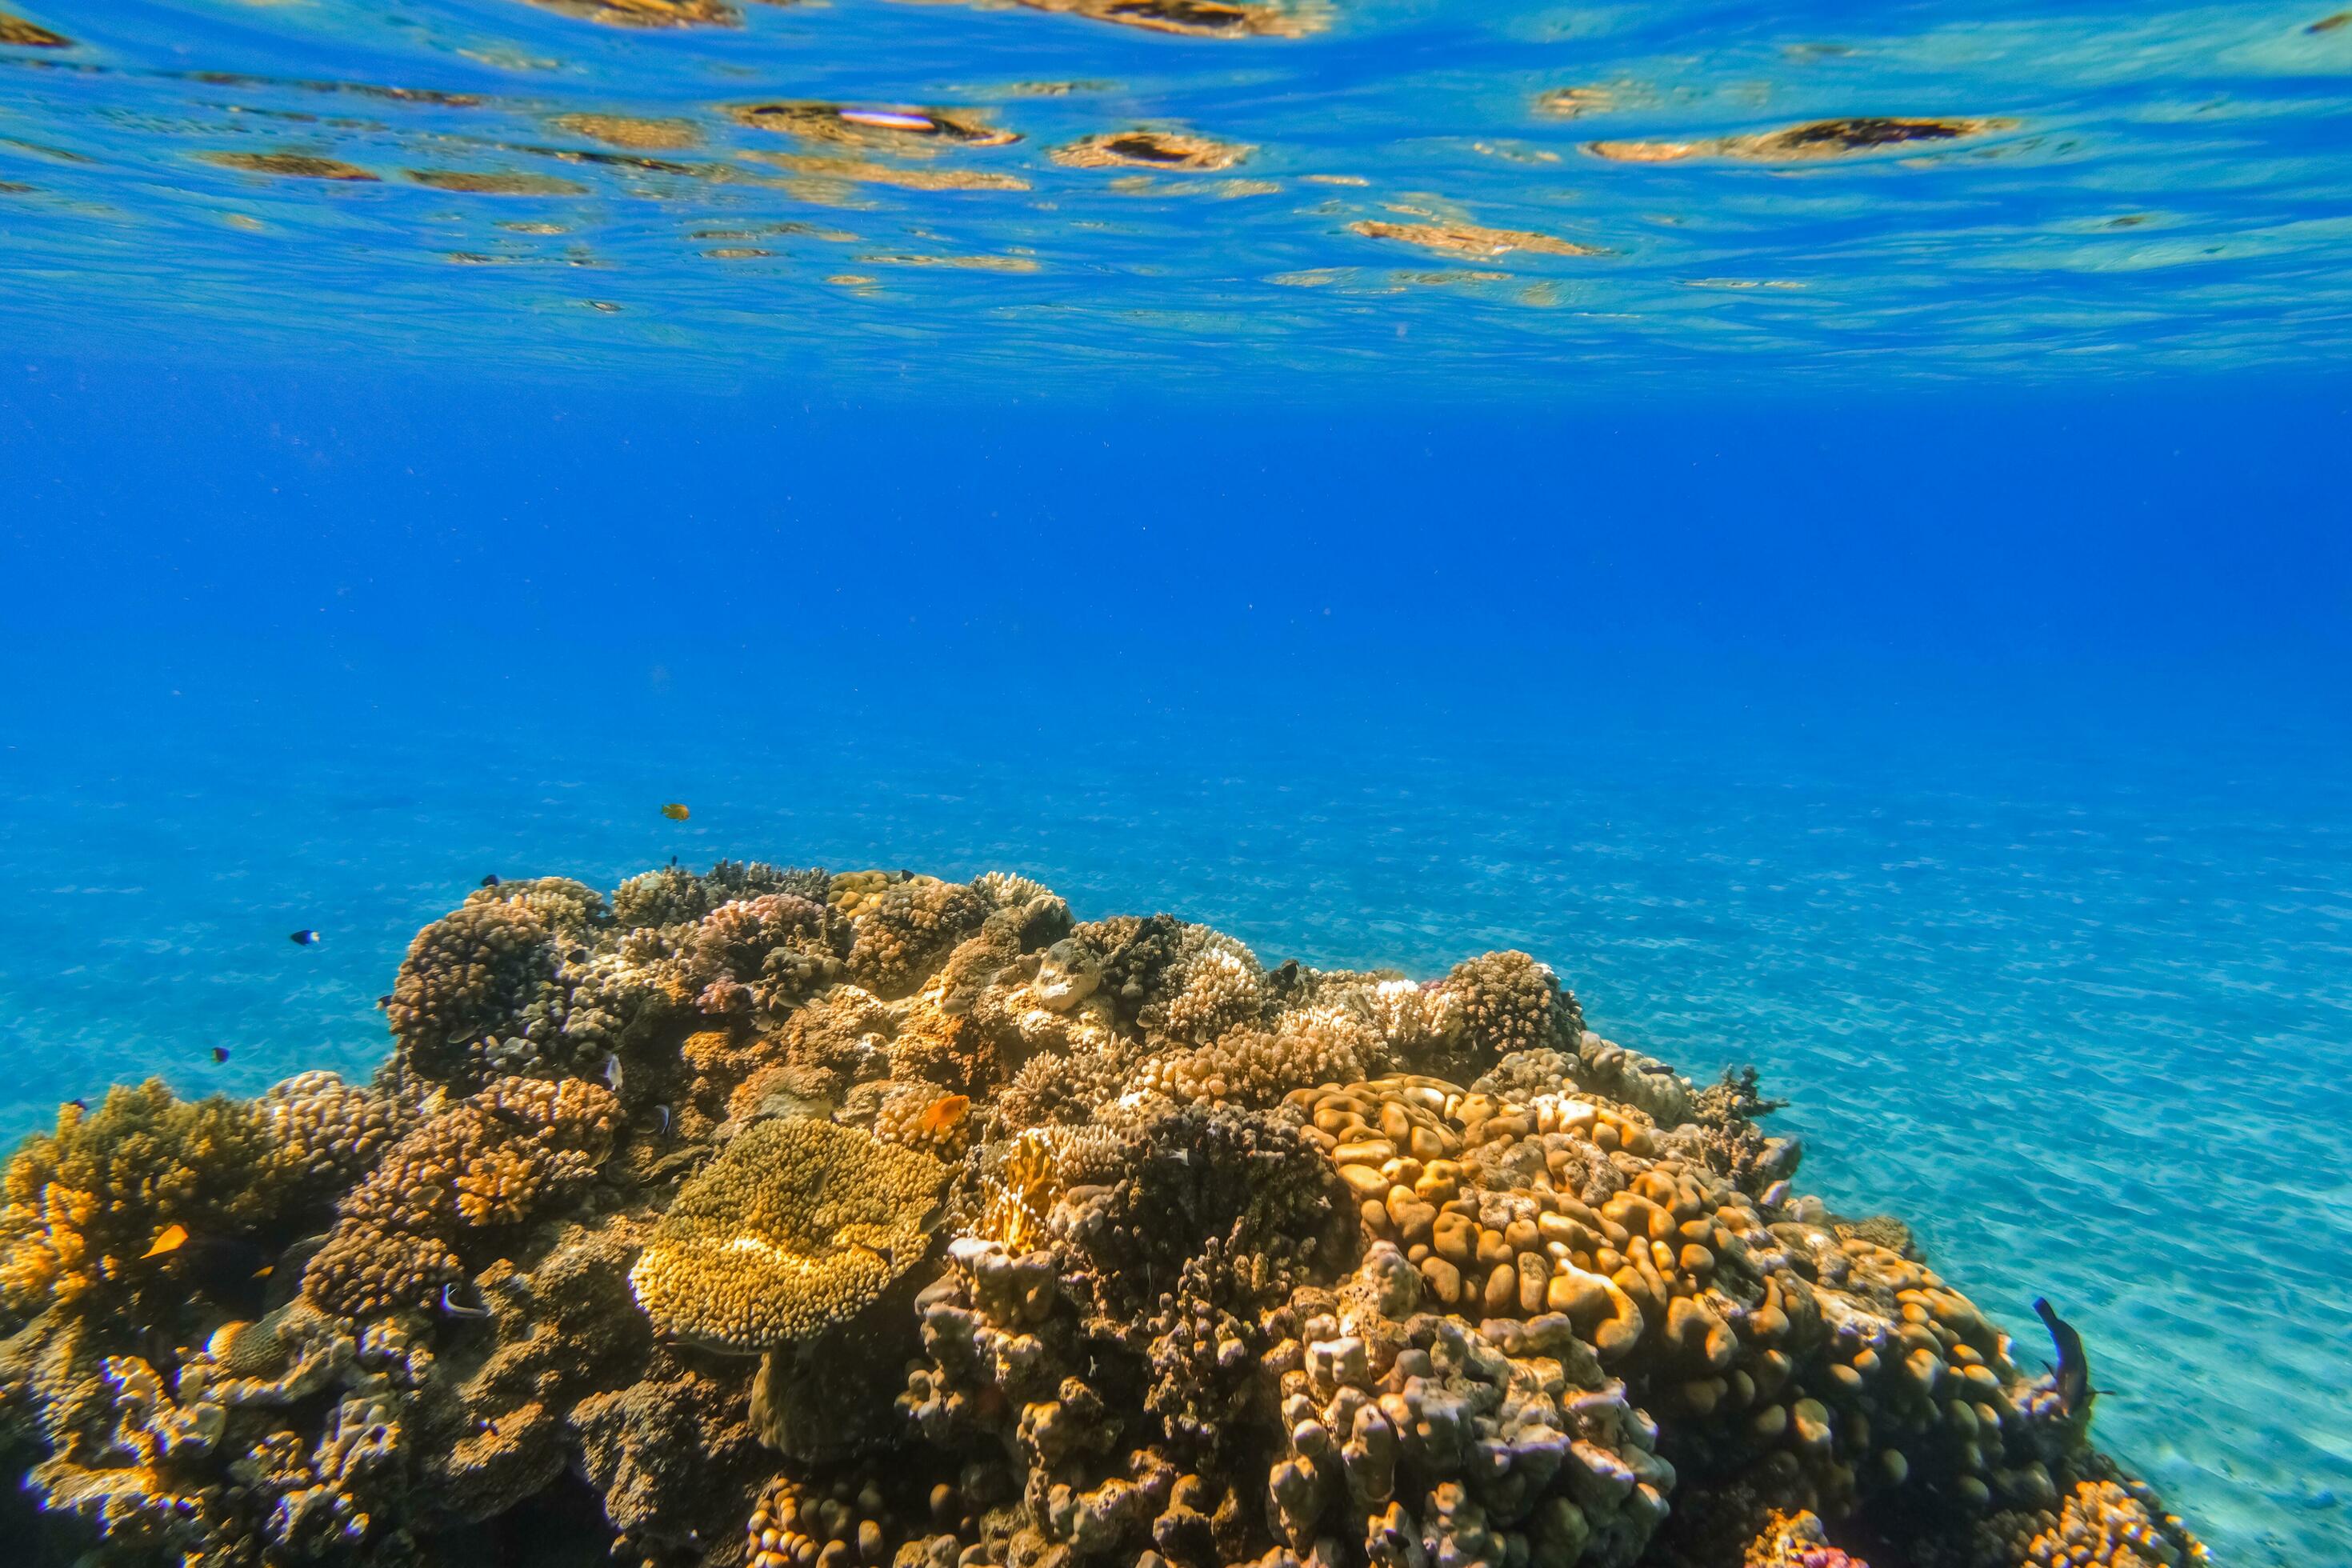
[0,863,2207,1568]
[301,1076,617,1318]
[384,900,563,1086]
[647,891,854,1019]
[846,878,992,999]
[1,1082,294,1320]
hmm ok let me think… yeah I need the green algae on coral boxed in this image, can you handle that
[0,861,2209,1568]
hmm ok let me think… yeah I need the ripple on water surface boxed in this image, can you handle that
[2,0,2350,378]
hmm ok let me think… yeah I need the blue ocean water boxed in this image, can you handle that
[5,370,2350,1563]
[5,0,2352,1560]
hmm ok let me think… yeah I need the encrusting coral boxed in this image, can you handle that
[0,862,2206,1568]
[628,1117,948,1353]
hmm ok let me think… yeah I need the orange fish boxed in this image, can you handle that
[916,1095,970,1134]
[141,1224,190,1260]
[661,802,690,821]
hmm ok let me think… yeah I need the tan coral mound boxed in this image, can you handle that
[405,170,589,195]
[0,862,2208,1568]
[1351,218,1603,258]
[727,101,1019,151]
[546,112,704,150]
[628,1117,948,1350]
[1054,130,1252,170]
[1586,117,2015,165]
[998,0,1324,38]
[203,152,380,181]
[522,0,742,26]
[0,10,70,45]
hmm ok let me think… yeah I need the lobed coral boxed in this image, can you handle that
[0,864,2206,1568]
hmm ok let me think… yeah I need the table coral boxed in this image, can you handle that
[0,864,2209,1568]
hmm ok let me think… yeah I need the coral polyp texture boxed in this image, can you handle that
[0,863,2206,1568]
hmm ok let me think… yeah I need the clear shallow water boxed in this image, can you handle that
[5,373,2351,1566]
[2,646,2348,1566]
[5,0,2352,378]
[3,1,2350,1556]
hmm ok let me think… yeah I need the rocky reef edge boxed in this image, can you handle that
[0,863,2206,1568]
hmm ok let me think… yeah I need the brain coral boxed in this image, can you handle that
[628,1116,949,1350]
[0,862,2209,1568]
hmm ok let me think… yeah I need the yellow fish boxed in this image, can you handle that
[141,1223,189,1260]
[661,802,690,822]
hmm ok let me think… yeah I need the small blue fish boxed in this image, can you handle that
[211,1047,230,1064]
[289,930,320,946]
[602,1054,623,1094]
[480,874,500,888]
[655,1104,672,1135]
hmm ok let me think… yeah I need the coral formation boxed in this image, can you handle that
[1350,219,1603,258]
[1585,118,2017,165]
[628,1116,949,1351]
[995,0,1326,38]
[0,10,71,46]
[1053,130,1253,170]
[301,1075,618,1318]
[0,864,2205,1568]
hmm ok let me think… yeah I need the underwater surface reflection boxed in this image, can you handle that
[3,0,2352,378]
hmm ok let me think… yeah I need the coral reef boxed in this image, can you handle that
[0,865,2206,1568]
